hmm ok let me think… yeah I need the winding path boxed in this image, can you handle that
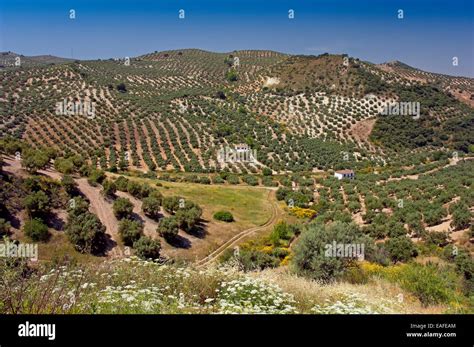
[196,189,281,267]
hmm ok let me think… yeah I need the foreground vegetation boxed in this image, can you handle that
[1,256,468,314]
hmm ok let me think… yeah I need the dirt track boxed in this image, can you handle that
[196,189,281,267]
[3,157,123,257]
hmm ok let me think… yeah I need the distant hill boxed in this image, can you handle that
[0,52,74,69]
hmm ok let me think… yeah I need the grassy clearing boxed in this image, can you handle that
[107,174,282,261]
[112,174,274,228]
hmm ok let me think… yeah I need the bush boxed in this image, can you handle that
[199,177,211,185]
[292,222,374,282]
[385,236,418,263]
[397,263,461,306]
[126,181,142,197]
[133,236,161,260]
[227,175,240,185]
[102,179,117,198]
[225,69,238,82]
[162,196,182,214]
[269,221,293,246]
[235,249,279,271]
[23,191,50,216]
[61,175,77,195]
[213,211,234,222]
[139,184,153,198]
[276,187,291,201]
[157,216,179,240]
[242,175,259,186]
[115,176,129,191]
[117,82,127,93]
[67,196,90,218]
[54,158,74,174]
[0,218,11,237]
[118,219,144,246]
[88,169,106,186]
[113,198,134,220]
[424,231,449,247]
[175,205,202,231]
[21,149,50,173]
[142,196,161,219]
[65,212,106,254]
[23,218,49,242]
[450,203,472,230]
[212,176,224,184]
[262,176,278,187]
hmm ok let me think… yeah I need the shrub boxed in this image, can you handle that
[118,219,144,246]
[276,187,291,201]
[102,179,117,198]
[450,203,472,230]
[23,218,49,242]
[289,207,316,219]
[385,236,418,263]
[65,212,107,254]
[54,158,74,174]
[133,237,161,260]
[0,218,11,237]
[199,177,211,185]
[212,176,224,184]
[157,216,179,240]
[126,181,142,197]
[227,175,240,185]
[397,263,461,306]
[116,82,127,93]
[235,249,279,271]
[225,69,238,82]
[139,184,153,198]
[424,231,449,247]
[21,149,50,173]
[113,198,134,220]
[88,169,106,186]
[142,196,161,219]
[213,211,234,222]
[269,221,293,246]
[292,222,374,282]
[175,205,202,231]
[61,175,77,195]
[115,176,129,191]
[242,175,259,186]
[67,196,90,218]
[162,196,182,214]
[23,191,50,216]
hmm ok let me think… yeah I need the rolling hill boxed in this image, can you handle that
[1,49,473,174]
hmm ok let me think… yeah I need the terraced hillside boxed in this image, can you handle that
[1,49,473,174]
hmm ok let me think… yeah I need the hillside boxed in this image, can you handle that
[0,51,74,69]
[1,49,473,175]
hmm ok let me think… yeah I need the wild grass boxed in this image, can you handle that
[2,257,467,314]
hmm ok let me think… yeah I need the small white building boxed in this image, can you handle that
[334,169,355,180]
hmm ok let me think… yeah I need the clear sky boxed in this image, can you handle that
[1,0,473,76]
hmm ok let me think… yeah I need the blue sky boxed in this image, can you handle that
[1,0,473,76]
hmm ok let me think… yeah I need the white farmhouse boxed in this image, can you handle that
[334,169,355,180]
